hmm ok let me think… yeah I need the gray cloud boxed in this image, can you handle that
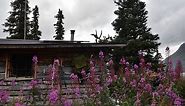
[146,0,185,46]
[0,0,185,57]
[142,0,185,57]
[0,0,11,38]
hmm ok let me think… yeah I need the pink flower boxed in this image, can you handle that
[126,62,129,67]
[48,89,58,104]
[64,99,72,106]
[28,80,37,89]
[81,69,86,77]
[70,73,78,82]
[144,83,152,92]
[90,60,94,67]
[51,67,56,80]
[106,75,113,86]
[150,100,157,106]
[140,77,145,83]
[15,102,24,106]
[113,75,118,81]
[152,92,159,98]
[134,64,139,70]
[108,59,113,66]
[96,84,102,93]
[0,90,9,103]
[32,55,38,64]
[135,99,141,106]
[119,57,126,65]
[99,51,104,59]
[130,79,137,88]
[174,97,182,106]
[74,87,80,98]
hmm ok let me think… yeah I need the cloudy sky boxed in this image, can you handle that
[0,0,185,58]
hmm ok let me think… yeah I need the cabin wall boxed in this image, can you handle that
[0,55,6,80]
[0,47,109,105]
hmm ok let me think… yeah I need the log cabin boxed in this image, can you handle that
[0,38,125,104]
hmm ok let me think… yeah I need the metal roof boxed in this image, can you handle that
[0,39,125,49]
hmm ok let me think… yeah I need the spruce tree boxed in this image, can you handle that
[112,0,160,65]
[29,5,41,40]
[54,9,65,40]
[3,0,31,39]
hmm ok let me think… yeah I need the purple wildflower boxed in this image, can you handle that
[140,77,145,83]
[134,64,139,70]
[166,88,177,99]
[119,57,126,65]
[99,51,104,59]
[70,73,78,81]
[144,83,152,92]
[150,99,157,106]
[113,75,118,81]
[174,97,182,106]
[106,75,113,86]
[32,55,38,64]
[126,62,129,67]
[90,60,94,67]
[152,92,159,98]
[130,79,137,88]
[108,59,113,66]
[51,66,56,82]
[29,80,37,89]
[64,99,72,106]
[15,102,24,106]
[96,84,102,93]
[134,91,142,106]
[48,89,58,104]
[74,87,80,98]
[81,69,86,77]
[0,90,9,103]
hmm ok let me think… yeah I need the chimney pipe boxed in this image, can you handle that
[70,30,75,41]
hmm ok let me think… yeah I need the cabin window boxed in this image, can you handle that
[8,54,33,78]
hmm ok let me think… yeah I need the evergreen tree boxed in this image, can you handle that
[29,5,41,40]
[112,0,160,65]
[3,0,31,39]
[54,9,65,40]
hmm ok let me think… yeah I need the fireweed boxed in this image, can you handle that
[0,52,184,106]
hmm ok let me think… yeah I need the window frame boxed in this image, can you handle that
[5,54,36,80]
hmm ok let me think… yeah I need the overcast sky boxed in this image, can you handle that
[0,0,185,58]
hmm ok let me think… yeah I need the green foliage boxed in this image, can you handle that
[99,89,116,106]
[72,55,88,70]
[112,0,161,65]
[54,9,65,40]
[174,78,185,99]
[159,96,172,106]
[29,5,42,40]
[3,0,31,39]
